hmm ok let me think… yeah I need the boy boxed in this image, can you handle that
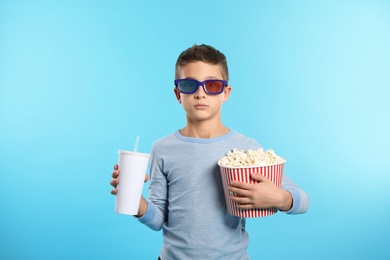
[110,44,310,259]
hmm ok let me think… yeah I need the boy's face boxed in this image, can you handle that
[174,61,232,123]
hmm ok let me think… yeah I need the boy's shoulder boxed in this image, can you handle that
[153,132,177,146]
[227,131,261,148]
[151,130,260,149]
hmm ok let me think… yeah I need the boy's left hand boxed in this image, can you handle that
[229,173,292,211]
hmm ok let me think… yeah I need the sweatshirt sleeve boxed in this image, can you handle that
[136,200,164,231]
[136,148,168,231]
[281,174,310,214]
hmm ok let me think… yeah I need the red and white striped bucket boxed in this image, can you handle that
[219,162,285,218]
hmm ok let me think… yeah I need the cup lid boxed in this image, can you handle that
[118,150,150,158]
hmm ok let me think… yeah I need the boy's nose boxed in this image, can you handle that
[194,84,206,99]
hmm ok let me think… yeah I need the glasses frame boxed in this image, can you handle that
[174,79,228,95]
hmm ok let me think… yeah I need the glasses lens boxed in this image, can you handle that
[178,80,198,93]
[204,80,224,93]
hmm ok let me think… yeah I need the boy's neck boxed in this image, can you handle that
[179,121,229,139]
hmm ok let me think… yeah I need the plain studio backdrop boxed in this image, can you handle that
[0,1,389,259]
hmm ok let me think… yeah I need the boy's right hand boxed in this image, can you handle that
[110,164,120,195]
[110,164,150,195]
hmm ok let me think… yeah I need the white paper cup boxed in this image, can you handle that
[115,150,150,215]
[219,161,285,218]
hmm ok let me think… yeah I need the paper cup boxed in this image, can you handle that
[115,150,150,215]
[219,161,285,218]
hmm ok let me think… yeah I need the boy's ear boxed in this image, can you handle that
[174,88,181,103]
[223,85,232,102]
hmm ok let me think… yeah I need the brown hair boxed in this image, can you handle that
[175,44,229,81]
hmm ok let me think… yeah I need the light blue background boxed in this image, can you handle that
[1,1,389,259]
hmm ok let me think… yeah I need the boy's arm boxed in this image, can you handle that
[229,173,310,214]
[136,197,167,231]
[136,153,169,231]
[276,189,293,212]
[135,197,148,217]
[280,174,310,214]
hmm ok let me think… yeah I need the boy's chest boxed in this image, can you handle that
[163,146,225,192]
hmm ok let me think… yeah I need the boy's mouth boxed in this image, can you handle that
[194,103,208,109]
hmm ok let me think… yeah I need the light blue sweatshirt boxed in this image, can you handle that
[138,130,310,259]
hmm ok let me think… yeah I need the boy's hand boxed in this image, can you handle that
[229,173,292,211]
[110,164,120,195]
[110,164,149,195]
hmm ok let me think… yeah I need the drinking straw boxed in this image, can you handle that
[133,136,140,152]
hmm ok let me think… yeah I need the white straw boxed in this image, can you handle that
[133,136,140,152]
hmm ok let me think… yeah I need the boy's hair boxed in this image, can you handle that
[175,44,229,81]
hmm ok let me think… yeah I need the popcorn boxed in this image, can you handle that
[218,148,285,167]
[218,148,286,217]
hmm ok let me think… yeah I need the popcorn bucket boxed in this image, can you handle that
[219,162,285,218]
